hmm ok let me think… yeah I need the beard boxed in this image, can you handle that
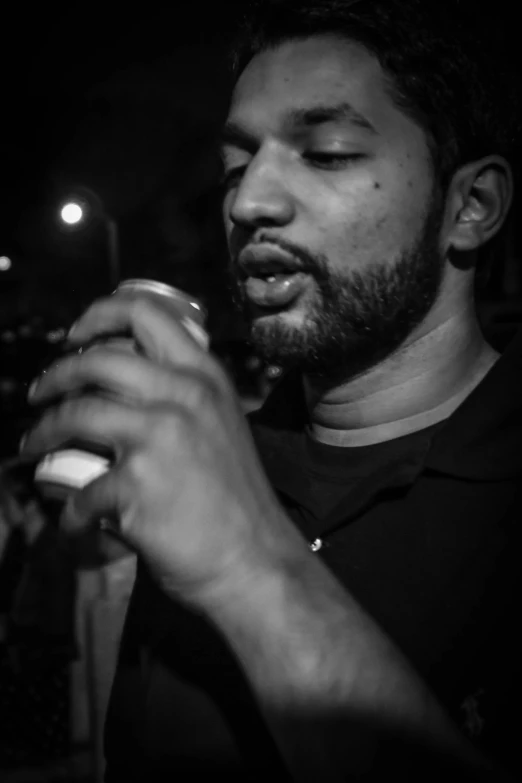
[228,197,446,380]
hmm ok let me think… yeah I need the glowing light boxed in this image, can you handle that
[0,255,12,271]
[60,202,84,225]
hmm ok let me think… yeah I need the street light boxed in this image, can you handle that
[60,202,84,225]
[58,187,120,289]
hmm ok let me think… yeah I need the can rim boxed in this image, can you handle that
[116,279,206,315]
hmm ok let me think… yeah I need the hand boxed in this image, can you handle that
[21,295,302,607]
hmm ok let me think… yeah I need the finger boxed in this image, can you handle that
[67,294,209,369]
[61,469,145,552]
[28,346,178,407]
[20,396,145,459]
[29,348,233,415]
[61,470,125,537]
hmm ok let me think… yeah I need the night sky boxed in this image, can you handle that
[2,5,238,213]
[0,5,248,456]
[1,5,242,325]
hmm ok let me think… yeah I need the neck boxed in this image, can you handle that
[304,302,498,446]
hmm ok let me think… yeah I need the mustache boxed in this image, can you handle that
[231,232,326,278]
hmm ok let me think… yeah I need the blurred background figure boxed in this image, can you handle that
[0,462,138,782]
[0,464,77,772]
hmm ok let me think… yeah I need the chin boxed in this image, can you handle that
[249,302,309,329]
[248,319,314,370]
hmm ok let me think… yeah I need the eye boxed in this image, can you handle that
[303,152,364,170]
[220,165,247,190]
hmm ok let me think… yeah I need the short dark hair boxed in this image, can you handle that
[229,0,520,193]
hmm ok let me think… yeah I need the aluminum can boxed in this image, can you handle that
[34,280,208,498]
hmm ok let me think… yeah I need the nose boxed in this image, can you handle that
[227,147,295,230]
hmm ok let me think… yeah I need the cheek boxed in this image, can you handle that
[315,176,431,271]
[313,194,394,270]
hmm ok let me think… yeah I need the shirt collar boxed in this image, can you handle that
[249,329,522,485]
[425,328,522,480]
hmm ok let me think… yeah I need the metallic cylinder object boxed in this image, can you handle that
[34,280,208,499]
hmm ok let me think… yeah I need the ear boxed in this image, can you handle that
[443,156,513,253]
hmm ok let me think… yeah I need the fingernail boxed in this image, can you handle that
[67,320,80,339]
[27,377,40,399]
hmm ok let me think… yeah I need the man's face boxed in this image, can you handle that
[221,36,445,377]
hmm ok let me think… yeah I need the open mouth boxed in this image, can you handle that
[244,271,311,308]
[238,245,313,309]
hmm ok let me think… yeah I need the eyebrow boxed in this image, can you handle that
[221,101,378,148]
[287,102,377,134]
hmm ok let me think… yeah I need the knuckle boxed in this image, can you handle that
[60,395,101,427]
[196,374,221,406]
[161,407,193,439]
[145,412,170,446]
[143,408,194,454]
[184,372,221,411]
[125,450,149,483]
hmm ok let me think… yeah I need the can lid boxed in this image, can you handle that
[116,279,206,316]
[34,449,111,490]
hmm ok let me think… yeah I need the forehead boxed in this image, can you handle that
[229,35,411,139]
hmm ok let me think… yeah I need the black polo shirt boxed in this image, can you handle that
[104,331,522,781]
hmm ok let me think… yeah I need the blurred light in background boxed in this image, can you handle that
[0,255,13,271]
[60,202,84,225]
[55,190,120,285]
[46,327,67,343]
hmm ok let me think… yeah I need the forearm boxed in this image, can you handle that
[205,545,509,781]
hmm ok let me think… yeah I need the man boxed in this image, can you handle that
[21,0,521,779]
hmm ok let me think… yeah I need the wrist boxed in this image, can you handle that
[198,537,308,623]
[193,504,312,617]
[196,537,353,703]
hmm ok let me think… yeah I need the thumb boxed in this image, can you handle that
[60,471,125,542]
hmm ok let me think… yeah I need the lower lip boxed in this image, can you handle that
[244,272,310,309]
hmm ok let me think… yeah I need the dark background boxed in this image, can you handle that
[0,3,256,458]
[0,4,243,316]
